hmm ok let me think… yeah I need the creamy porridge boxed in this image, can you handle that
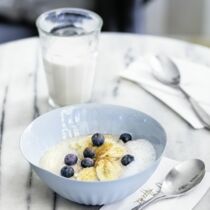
[40,133,156,181]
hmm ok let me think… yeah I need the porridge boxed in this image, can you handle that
[40,133,156,181]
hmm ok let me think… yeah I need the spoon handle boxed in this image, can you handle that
[131,193,166,210]
[178,86,210,129]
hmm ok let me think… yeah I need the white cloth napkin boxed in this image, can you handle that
[100,157,210,210]
[120,56,210,129]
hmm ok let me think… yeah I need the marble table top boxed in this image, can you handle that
[0,33,210,210]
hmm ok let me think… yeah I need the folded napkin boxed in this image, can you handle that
[120,56,210,129]
[101,157,210,210]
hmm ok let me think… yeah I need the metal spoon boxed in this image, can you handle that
[151,55,210,129]
[132,159,205,210]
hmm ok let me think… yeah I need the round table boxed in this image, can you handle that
[0,33,210,210]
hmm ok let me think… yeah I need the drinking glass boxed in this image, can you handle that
[36,8,103,107]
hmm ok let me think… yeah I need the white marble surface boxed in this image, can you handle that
[0,33,210,210]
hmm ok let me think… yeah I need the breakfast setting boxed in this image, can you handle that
[0,1,210,210]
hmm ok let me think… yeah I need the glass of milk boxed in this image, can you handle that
[36,8,103,107]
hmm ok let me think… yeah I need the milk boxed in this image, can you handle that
[42,29,98,107]
[43,51,97,106]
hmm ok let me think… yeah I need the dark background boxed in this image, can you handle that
[0,0,151,43]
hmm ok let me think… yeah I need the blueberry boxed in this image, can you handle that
[83,147,96,159]
[81,158,94,168]
[121,154,134,166]
[64,154,78,166]
[60,166,74,178]
[91,133,105,147]
[119,133,132,143]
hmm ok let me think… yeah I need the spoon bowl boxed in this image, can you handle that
[132,159,205,210]
[161,159,205,196]
[151,55,181,86]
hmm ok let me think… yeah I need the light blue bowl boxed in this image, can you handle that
[20,104,166,205]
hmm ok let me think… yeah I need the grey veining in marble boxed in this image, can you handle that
[0,33,210,210]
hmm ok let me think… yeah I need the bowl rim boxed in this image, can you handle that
[20,103,167,184]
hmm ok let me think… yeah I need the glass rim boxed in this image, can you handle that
[36,8,103,37]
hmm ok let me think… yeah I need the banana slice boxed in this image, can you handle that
[105,144,126,158]
[95,142,113,158]
[95,141,126,159]
[104,135,115,142]
[69,137,92,157]
[76,167,98,181]
[96,159,122,181]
